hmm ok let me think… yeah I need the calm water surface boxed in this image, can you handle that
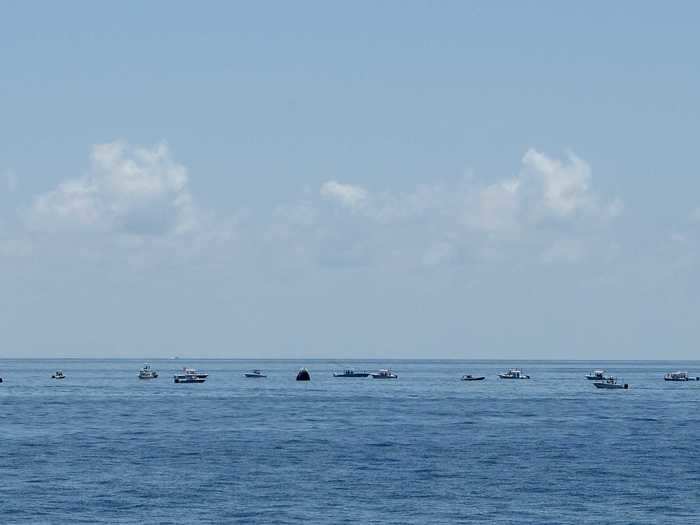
[1,360,699,524]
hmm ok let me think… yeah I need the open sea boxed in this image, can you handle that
[1,359,699,524]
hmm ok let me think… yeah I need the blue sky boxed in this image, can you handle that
[1,2,699,358]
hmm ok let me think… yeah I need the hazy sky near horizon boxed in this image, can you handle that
[2,2,700,359]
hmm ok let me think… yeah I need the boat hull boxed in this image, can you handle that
[461,376,485,381]
[594,383,628,389]
[333,373,370,377]
[499,375,529,379]
[245,374,267,378]
[174,377,206,383]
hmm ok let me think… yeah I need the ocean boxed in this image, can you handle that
[1,359,699,524]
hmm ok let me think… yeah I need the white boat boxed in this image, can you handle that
[371,369,398,379]
[585,369,607,380]
[594,377,628,389]
[174,367,208,384]
[52,370,65,380]
[664,371,699,381]
[498,369,530,379]
[138,364,158,379]
[244,369,267,378]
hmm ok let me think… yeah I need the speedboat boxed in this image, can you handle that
[174,367,208,384]
[52,370,65,380]
[461,374,485,381]
[245,369,267,378]
[594,377,628,389]
[664,371,699,381]
[138,364,158,379]
[333,369,371,378]
[585,369,607,380]
[371,369,398,379]
[296,368,311,381]
[498,369,530,379]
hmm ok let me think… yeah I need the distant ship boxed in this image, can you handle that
[245,369,267,378]
[594,377,628,389]
[52,370,65,380]
[333,369,371,378]
[174,367,208,384]
[371,369,398,379]
[461,374,485,381]
[664,371,699,381]
[499,369,530,379]
[585,369,607,380]
[138,364,158,379]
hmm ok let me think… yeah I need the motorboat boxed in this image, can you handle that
[296,368,311,381]
[52,370,65,380]
[461,374,485,381]
[594,377,628,389]
[174,367,208,384]
[371,369,398,379]
[333,369,371,378]
[245,369,267,378]
[138,364,158,379]
[498,369,530,379]
[664,371,699,381]
[585,369,607,380]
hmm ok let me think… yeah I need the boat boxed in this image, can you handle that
[461,374,485,381]
[498,369,530,379]
[296,368,311,381]
[245,369,267,378]
[138,364,158,379]
[52,370,65,380]
[594,377,628,389]
[664,371,699,381]
[371,369,398,379]
[333,369,371,378]
[173,367,208,384]
[585,369,607,380]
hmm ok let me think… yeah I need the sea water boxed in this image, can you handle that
[1,359,699,524]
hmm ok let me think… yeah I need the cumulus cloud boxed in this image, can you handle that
[316,148,621,265]
[466,149,620,235]
[320,180,368,209]
[27,141,196,236]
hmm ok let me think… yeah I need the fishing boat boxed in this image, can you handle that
[594,377,628,389]
[52,370,65,380]
[244,369,267,378]
[498,369,530,379]
[333,369,371,378]
[138,364,158,379]
[461,374,485,381]
[173,367,208,384]
[664,371,699,381]
[371,369,398,379]
[296,368,311,381]
[585,369,607,380]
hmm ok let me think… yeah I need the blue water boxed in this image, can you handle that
[1,360,699,524]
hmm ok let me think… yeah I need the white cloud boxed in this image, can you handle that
[315,148,620,265]
[28,141,196,236]
[320,180,368,209]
